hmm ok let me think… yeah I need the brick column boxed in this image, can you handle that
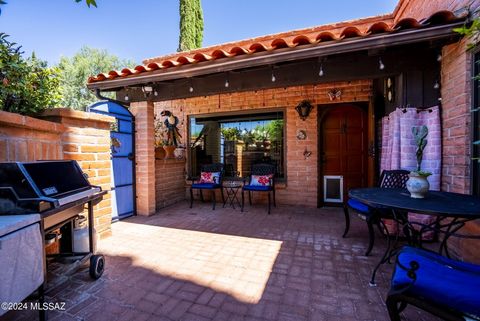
[441,38,471,194]
[130,101,156,216]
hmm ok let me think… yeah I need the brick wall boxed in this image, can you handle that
[154,80,372,207]
[0,108,114,238]
[155,159,186,209]
[0,111,63,161]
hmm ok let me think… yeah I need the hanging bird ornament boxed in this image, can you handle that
[160,110,182,146]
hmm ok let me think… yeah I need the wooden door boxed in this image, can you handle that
[321,104,368,203]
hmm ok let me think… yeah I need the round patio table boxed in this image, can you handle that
[348,187,480,285]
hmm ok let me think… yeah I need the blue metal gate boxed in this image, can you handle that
[88,100,135,221]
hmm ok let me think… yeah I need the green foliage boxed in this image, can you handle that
[56,46,136,110]
[75,0,97,7]
[221,127,240,141]
[411,125,428,172]
[264,120,284,142]
[0,33,61,115]
[178,0,204,52]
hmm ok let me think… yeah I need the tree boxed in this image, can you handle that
[56,46,136,110]
[178,0,204,52]
[0,33,61,115]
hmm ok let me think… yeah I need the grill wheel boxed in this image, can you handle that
[89,255,105,279]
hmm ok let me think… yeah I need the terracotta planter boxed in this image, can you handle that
[155,147,166,159]
[406,173,430,198]
[163,145,176,159]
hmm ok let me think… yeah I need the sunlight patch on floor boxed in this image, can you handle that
[100,221,282,303]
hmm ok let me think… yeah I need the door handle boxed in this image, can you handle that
[127,153,134,161]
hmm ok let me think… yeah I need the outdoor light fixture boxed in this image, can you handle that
[379,58,385,70]
[271,70,276,82]
[295,100,314,121]
[434,80,440,89]
[437,53,442,62]
[124,94,129,101]
[225,73,230,88]
[154,91,158,96]
[142,86,153,97]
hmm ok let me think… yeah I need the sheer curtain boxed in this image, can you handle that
[380,106,441,239]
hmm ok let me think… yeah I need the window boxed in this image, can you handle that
[188,111,285,180]
[472,51,480,196]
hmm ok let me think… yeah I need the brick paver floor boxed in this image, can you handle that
[3,202,441,321]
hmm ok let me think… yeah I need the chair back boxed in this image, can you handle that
[200,163,225,184]
[250,163,276,185]
[379,170,410,189]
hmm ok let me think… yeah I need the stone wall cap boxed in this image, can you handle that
[41,108,115,123]
[0,110,65,133]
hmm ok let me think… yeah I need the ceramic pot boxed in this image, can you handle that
[163,145,176,159]
[155,147,166,159]
[406,173,430,198]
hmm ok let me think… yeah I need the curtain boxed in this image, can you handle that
[380,106,441,239]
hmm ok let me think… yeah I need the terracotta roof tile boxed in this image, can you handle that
[87,10,466,84]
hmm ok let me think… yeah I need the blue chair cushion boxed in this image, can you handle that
[392,246,480,317]
[191,183,221,189]
[347,199,371,214]
[243,185,272,192]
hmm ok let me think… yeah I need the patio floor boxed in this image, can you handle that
[4,202,440,321]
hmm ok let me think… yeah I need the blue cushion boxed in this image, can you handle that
[347,199,371,214]
[243,185,272,192]
[191,183,220,189]
[392,246,480,317]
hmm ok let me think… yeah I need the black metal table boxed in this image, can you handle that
[223,182,243,209]
[349,187,480,285]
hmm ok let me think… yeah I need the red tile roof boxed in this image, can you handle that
[87,10,464,85]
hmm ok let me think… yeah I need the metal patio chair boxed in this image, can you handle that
[386,246,480,321]
[343,169,410,256]
[189,163,225,210]
[241,163,276,214]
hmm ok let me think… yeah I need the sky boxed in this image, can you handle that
[0,0,397,66]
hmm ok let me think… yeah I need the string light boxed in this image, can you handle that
[271,68,276,82]
[318,63,324,77]
[124,94,129,101]
[378,58,385,70]
[433,80,440,89]
[437,53,442,62]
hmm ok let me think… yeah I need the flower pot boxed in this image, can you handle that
[406,173,430,198]
[163,145,176,159]
[155,147,166,159]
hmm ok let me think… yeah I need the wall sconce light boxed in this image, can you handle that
[378,58,385,70]
[295,100,314,121]
[142,85,153,97]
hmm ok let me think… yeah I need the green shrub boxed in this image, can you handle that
[0,33,61,115]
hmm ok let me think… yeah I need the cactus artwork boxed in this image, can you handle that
[411,125,430,175]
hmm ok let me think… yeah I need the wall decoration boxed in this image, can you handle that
[327,89,342,101]
[296,130,307,140]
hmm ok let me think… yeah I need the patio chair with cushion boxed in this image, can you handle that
[189,163,225,210]
[241,163,276,214]
[386,246,480,321]
[343,169,410,256]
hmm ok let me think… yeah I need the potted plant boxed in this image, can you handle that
[160,110,182,159]
[406,125,432,198]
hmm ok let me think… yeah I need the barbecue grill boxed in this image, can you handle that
[0,160,107,320]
